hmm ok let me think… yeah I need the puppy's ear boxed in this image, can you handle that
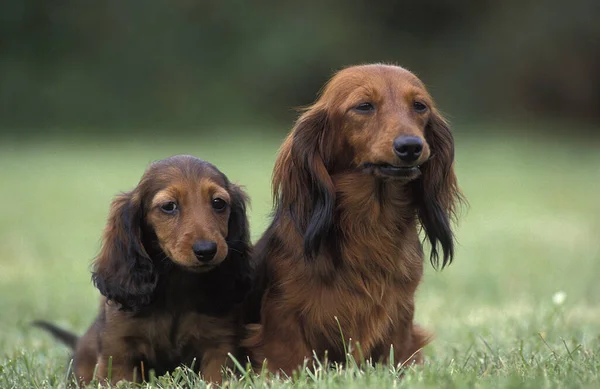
[92,191,158,311]
[225,184,252,301]
[226,184,250,254]
[416,110,463,269]
[273,105,336,259]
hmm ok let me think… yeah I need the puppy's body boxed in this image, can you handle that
[244,64,462,374]
[37,155,251,384]
[78,268,240,382]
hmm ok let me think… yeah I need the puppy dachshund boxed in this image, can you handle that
[35,155,251,384]
[243,64,463,374]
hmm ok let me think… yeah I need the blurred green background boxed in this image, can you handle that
[1,1,600,387]
[1,0,599,133]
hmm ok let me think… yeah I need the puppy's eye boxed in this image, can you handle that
[413,101,428,113]
[212,198,227,212]
[160,201,178,214]
[353,102,375,113]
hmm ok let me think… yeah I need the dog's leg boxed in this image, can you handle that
[71,328,99,383]
[200,342,236,384]
[245,322,313,375]
[95,354,139,384]
[381,323,430,368]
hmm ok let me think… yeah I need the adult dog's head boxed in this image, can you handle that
[274,64,461,268]
[92,155,250,311]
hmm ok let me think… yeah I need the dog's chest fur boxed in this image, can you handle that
[277,174,424,361]
[101,266,238,378]
[143,312,232,369]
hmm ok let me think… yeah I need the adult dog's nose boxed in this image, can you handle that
[393,136,423,163]
[192,241,217,262]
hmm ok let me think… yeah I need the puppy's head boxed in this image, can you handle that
[92,155,250,310]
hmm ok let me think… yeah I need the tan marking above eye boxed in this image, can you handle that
[200,179,231,205]
[151,189,178,209]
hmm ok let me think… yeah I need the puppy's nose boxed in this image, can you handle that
[393,136,423,163]
[192,241,217,262]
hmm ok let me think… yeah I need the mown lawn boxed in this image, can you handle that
[0,128,599,388]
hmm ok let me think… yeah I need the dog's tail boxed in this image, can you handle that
[32,320,79,350]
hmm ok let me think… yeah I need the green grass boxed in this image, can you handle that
[1,129,599,388]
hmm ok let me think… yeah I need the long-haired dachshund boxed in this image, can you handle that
[243,64,463,374]
[35,155,251,384]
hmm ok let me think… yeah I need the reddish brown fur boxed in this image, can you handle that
[243,64,462,374]
[39,155,252,384]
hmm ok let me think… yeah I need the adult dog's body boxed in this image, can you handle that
[36,155,251,384]
[244,64,462,374]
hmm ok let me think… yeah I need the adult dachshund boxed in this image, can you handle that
[244,64,462,374]
[35,155,251,384]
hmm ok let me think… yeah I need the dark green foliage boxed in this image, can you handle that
[0,1,598,133]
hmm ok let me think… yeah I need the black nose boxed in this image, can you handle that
[192,241,217,262]
[393,136,423,163]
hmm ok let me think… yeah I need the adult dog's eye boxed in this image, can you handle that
[413,101,428,113]
[160,201,178,214]
[212,198,227,212]
[353,102,375,113]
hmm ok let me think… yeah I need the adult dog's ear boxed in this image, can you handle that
[416,110,463,269]
[273,104,336,260]
[92,191,158,311]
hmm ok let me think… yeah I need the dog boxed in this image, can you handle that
[35,155,252,384]
[243,64,463,374]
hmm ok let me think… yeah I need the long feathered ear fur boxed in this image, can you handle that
[92,191,158,311]
[222,183,252,302]
[227,184,250,252]
[416,110,463,269]
[273,105,336,259]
